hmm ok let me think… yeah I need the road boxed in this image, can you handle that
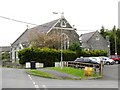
[101,65,118,80]
[1,65,119,89]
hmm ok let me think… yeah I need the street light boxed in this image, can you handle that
[53,12,64,69]
[114,35,117,55]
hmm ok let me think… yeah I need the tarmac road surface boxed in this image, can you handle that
[1,64,119,89]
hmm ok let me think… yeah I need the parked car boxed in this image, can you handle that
[84,58,99,64]
[74,58,91,63]
[109,55,120,64]
[74,58,85,62]
[100,57,115,65]
[74,57,99,64]
[85,57,102,64]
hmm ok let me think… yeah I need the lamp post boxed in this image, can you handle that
[115,35,117,55]
[53,12,64,69]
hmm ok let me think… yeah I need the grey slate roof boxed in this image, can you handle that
[0,46,11,52]
[81,31,96,42]
[12,19,60,46]
[82,43,90,48]
[80,31,97,49]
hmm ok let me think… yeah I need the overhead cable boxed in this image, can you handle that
[0,15,37,25]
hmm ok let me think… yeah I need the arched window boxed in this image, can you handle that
[61,21,66,27]
[61,33,69,50]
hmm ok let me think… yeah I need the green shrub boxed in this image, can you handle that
[80,50,107,57]
[69,43,82,57]
[62,50,77,61]
[18,47,107,67]
[18,48,77,67]
[1,52,10,60]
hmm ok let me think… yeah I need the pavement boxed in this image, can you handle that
[1,64,119,89]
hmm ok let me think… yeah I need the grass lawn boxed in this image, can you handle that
[47,67,84,78]
[26,69,62,79]
[26,67,102,80]
[47,67,101,79]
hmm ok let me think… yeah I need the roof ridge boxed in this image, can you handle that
[29,18,60,29]
[81,30,98,42]
[81,31,96,35]
[11,18,60,46]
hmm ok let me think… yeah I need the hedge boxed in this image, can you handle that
[18,48,77,67]
[18,48,107,67]
[80,50,107,57]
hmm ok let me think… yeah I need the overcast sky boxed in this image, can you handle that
[0,0,119,46]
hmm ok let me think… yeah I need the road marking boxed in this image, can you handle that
[28,74,40,88]
[33,82,36,85]
[42,85,46,88]
[28,74,48,89]
[28,75,30,77]
[28,75,34,82]
[42,85,48,90]
[35,84,39,88]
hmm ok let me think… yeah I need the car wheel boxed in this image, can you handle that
[106,62,110,65]
[115,61,118,64]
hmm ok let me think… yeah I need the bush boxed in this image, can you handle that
[80,50,107,57]
[69,43,82,57]
[62,50,77,61]
[18,48,77,67]
[1,52,10,60]
[18,47,107,67]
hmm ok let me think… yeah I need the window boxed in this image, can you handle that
[96,35,99,40]
[61,33,69,49]
[61,21,66,27]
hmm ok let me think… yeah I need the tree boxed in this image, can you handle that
[100,26,106,38]
[100,26,120,55]
[28,32,62,50]
[116,28,120,54]
[100,26,109,39]
[69,43,82,57]
[112,25,117,32]
[1,52,10,60]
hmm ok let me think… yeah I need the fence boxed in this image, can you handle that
[63,61,104,76]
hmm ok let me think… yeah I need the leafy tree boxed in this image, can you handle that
[116,28,120,54]
[100,26,120,55]
[100,26,106,38]
[1,52,10,60]
[28,32,61,50]
[69,43,82,57]
[69,43,81,51]
[112,25,117,32]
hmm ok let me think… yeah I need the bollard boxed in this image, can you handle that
[30,61,36,69]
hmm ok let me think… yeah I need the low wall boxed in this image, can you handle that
[2,61,24,68]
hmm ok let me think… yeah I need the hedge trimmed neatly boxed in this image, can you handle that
[18,48,107,67]
[18,48,77,67]
[80,50,107,57]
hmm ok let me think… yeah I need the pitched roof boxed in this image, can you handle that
[12,19,60,46]
[81,31,96,42]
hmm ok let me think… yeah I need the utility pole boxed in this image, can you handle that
[53,12,64,69]
[115,34,117,55]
